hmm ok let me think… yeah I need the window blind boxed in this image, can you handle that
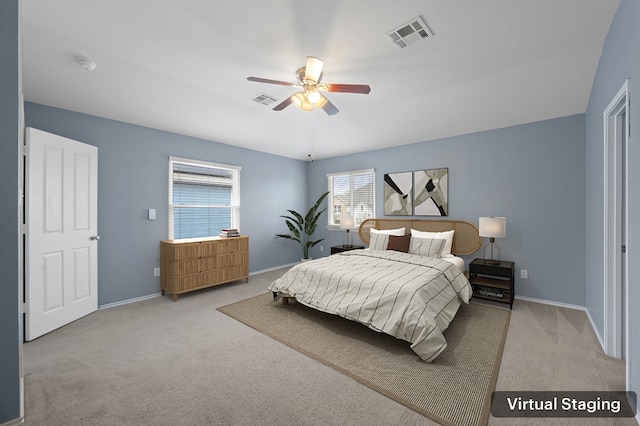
[169,158,240,240]
[327,169,375,227]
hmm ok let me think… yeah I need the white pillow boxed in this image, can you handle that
[370,227,405,236]
[369,232,389,250]
[410,229,454,256]
[409,237,446,258]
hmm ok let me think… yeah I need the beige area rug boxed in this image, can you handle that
[218,293,510,426]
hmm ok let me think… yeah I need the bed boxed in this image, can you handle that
[268,219,482,362]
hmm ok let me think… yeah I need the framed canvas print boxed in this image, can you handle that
[384,172,413,215]
[413,168,448,216]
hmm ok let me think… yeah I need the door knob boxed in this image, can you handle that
[90,235,101,241]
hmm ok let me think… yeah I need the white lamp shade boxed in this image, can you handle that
[340,214,355,230]
[479,217,506,238]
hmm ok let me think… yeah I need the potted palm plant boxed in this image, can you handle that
[276,191,330,260]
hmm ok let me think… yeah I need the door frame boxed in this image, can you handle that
[602,79,630,379]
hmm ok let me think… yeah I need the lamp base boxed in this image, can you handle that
[343,229,352,247]
[482,239,501,265]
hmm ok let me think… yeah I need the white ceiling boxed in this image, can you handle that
[21,0,620,161]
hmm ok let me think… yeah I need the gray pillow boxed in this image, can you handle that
[369,232,390,250]
[409,237,446,258]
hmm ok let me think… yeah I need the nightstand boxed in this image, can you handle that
[468,258,515,309]
[330,244,365,254]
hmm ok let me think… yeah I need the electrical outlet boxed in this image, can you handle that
[520,269,528,279]
[320,245,324,252]
[154,267,160,277]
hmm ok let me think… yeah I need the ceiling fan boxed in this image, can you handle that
[247,57,371,116]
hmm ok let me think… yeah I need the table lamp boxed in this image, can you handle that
[340,214,355,247]
[479,217,506,264]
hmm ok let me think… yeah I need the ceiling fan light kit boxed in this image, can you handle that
[292,92,314,111]
[247,56,371,116]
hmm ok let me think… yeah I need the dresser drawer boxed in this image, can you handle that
[167,257,217,276]
[217,237,249,254]
[164,241,217,260]
[217,251,248,268]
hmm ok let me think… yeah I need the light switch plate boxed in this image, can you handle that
[148,209,156,220]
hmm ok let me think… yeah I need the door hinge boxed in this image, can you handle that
[22,302,28,314]
[21,223,27,235]
[21,144,28,156]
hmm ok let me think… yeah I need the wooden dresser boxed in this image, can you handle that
[160,236,249,301]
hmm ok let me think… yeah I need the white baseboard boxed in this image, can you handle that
[99,293,161,309]
[249,263,297,275]
[0,416,24,426]
[514,294,585,311]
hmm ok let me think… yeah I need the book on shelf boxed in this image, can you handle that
[220,228,240,237]
[475,285,504,299]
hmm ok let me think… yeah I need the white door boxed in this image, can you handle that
[25,127,98,341]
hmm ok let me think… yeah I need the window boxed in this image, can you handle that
[169,157,240,240]
[327,169,375,228]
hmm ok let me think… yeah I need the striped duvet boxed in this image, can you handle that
[268,250,472,362]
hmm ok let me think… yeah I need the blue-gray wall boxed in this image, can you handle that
[0,0,21,423]
[308,115,586,306]
[585,0,639,405]
[25,103,308,306]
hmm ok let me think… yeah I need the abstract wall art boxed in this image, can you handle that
[383,171,413,215]
[413,168,448,216]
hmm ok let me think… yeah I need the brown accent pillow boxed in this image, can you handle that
[387,234,411,253]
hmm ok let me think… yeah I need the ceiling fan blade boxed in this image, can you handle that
[318,95,339,116]
[247,76,295,87]
[325,83,371,94]
[273,96,293,111]
[304,57,324,82]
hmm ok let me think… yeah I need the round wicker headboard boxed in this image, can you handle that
[358,218,482,256]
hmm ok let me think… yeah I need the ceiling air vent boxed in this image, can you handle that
[386,16,433,49]
[251,93,278,106]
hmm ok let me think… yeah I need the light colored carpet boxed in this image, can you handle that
[218,293,510,426]
[21,267,636,426]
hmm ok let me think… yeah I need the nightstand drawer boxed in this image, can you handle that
[469,260,514,278]
[471,265,511,278]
